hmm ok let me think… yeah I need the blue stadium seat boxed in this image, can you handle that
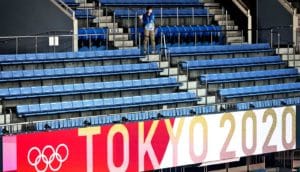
[219,83,300,99]
[115,8,210,18]
[181,56,283,70]
[75,9,95,19]
[170,43,272,56]
[17,92,199,117]
[100,0,203,7]
[200,68,298,84]
[0,48,142,65]
[0,63,162,82]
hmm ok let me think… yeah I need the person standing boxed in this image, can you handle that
[140,6,156,54]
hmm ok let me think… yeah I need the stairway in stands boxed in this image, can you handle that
[203,0,244,44]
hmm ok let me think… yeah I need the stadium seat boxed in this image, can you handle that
[170,43,272,56]
[17,92,199,117]
[115,8,210,18]
[75,9,95,19]
[200,68,298,84]
[100,0,203,7]
[0,48,142,65]
[219,83,300,99]
[0,77,180,100]
[0,63,162,82]
[181,56,283,70]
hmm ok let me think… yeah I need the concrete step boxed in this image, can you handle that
[109,34,128,41]
[276,48,294,54]
[198,96,216,105]
[214,14,231,21]
[288,61,300,67]
[159,61,169,68]
[218,20,235,26]
[222,25,239,31]
[208,9,223,15]
[188,89,207,97]
[99,22,118,28]
[140,54,160,62]
[227,36,244,43]
[177,75,188,82]
[281,54,300,60]
[108,28,124,34]
[226,31,242,37]
[92,9,104,17]
[204,3,220,8]
[113,40,134,47]
[160,68,178,76]
[179,81,198,90]
[78,3,95,8]
[93,16,112,23]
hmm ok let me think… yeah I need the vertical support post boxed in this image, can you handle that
[270,29,273,48]
[192,7,195,25]
[161,7,163,26]
[135,12,138,46]
[127,8,130,28]
[278,33,281,51]
[247,10,252,44]
[35,36,38,53]
[16,37,18,54]
[225,10,228,44]
[176,7,179,26]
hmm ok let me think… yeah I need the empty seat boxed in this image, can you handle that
[0,48,141,65]
[17,92,199,117]
[170,43,272,56]
[0,62,161,82]
[219,82,300,99]
[182,56,283,70]
[0,77,181,100]
[200,68,298,84]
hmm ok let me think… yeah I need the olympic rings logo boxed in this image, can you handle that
[27,144,69,172]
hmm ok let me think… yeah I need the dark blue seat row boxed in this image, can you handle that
[130,25,222,41]
[79,28,107,41]
[181,56,283,70]
[219,83,300,99]
[0,77,179,100]
[200,68,298,84]
[75,9,95,19]
[100,0,203,7]
[0,48,141,65]
[17,92,199,117]
[115,8,210,18]
[63,0,79,6]
[0,62,161,82]
[35,104,216,131]
[169,43,272,56]
[236,97,300,111]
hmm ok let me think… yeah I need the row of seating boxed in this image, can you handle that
[129,25,222,41]
[200,68,298,84]
[236,97,300,111]
[100,0,203,7]
[62,0,79,7]
[0,77,180,100]
[79,28,107,41]
[35,104,216,131]
[181,56,283,70]
[79,46,106,51]
[114,8,210,18]
[169,43,272,55]
[17,92,199,117]
[75,9,95,19]
[0,62,161,82]
[0,48,141,65]
[219,83,300,99]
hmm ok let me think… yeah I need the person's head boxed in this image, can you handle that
[146,6,153,14]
